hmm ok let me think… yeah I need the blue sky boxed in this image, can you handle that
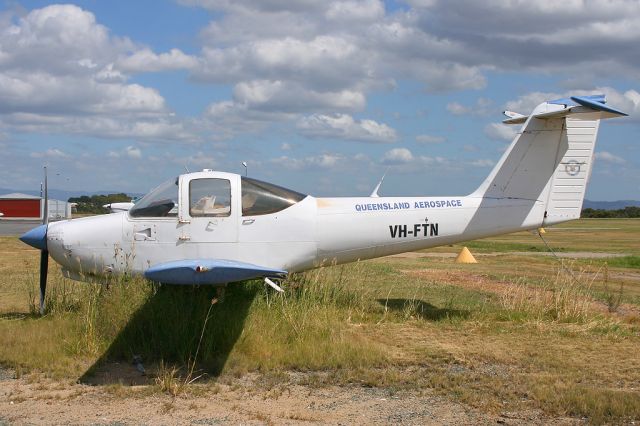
[0,0,638,200]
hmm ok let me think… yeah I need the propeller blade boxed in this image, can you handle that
[39,250,48,315]
[39,165,49,315]
[43,165,49,226]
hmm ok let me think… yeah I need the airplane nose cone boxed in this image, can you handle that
[19,224,48,250]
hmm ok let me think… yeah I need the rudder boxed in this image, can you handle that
[543,113,600,225]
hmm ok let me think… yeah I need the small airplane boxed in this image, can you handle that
[20,95,627,313]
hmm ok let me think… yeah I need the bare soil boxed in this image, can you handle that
[0,367,581,425]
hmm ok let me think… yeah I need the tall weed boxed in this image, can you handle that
[500,262,604,322]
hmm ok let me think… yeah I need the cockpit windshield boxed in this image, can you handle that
[241,177,307,216]
[129,178,178,218]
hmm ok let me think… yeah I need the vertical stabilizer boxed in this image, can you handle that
[472,95,626,226]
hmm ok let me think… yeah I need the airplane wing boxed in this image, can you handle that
[144,259,287,285]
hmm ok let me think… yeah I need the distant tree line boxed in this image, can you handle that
[581,206,640,218]
[68,193,131,214]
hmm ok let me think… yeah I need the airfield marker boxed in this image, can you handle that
[455,246,477,264]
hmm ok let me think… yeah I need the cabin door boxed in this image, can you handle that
[179,176,239,251]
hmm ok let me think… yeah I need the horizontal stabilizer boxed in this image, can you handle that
[503,110,525,119]
[144,259,287,285]
[570,95,628,116]
[502,94,627,125]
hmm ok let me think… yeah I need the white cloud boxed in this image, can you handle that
[194,35,371,92]
[468,159,495,167]
[125,146,142,159]
[379,146,455,171]
[416,134,445,144]
[446,98,492,116]
[446,102,470,115]
[179,152,217,168]
[326,0,385,22]
[484,123,517,141]
[177,0,640,128]
[185,0,490,118]
[0,5,199,143]
[269,153,347,170]
[30,148,70,159]
[117,48,198,73]
[202,99,296,140]
[381,148,413,165]
[234,80,365,112]
[297,113,397,143]
[408,0,640,79]
[595,151,625,164]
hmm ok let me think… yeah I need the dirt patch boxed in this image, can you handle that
[402,269,640,321]
[402,269,511,296]
[0,369,580,425]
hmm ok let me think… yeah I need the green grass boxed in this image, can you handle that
[464,240,557,253]
[606,255,640,269]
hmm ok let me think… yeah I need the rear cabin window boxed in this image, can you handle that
[190,178,231,217]
[241,177,306,216]
[129,178,178,218]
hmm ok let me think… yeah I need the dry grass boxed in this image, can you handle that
[154,361,186,397]
[499,263,603,322]
[0,220,639,423]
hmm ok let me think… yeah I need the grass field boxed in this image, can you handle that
[0,218,639,423]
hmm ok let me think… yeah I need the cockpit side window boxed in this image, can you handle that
[190,178,231,217]
[129,178,178,218]
[241,177,306,216]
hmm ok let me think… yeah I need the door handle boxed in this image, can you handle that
[134,228,155,241]
[242,219,255,225]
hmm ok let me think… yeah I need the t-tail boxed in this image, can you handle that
[472,94,627,226]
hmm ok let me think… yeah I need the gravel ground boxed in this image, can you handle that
[0,367,583,425]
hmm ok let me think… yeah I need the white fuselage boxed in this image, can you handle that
[46,192,544,281]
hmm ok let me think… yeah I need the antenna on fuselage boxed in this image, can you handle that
[184,165,190,173]
[242,161,248,176]
[370,168,389,198]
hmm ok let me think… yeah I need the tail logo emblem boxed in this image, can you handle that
[563,160,584,176]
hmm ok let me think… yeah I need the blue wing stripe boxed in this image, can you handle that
[144,259,287,285]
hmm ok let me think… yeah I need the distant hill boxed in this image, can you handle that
[583,199,640,210]
[0,188,144,201]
